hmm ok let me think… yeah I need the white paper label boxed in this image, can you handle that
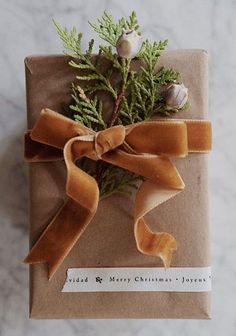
[62,267,211,292]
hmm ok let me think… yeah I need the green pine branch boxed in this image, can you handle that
[53,11,188,200]
[99,165,141,200]
[54,19,117,99]
[134,39,179,118]
[89,11,140,47]
[70,84,106,130]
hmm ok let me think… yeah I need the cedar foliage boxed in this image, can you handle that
[54,12,186,199]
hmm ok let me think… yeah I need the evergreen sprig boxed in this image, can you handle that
[70,84,106,130]
[89,11,140,47]
[99,165,141,200]
[54,11,188,199]
[54,20,117,99]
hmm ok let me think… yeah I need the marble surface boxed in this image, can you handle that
[0,0,235,335]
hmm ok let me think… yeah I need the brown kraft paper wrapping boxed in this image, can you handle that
[25,49,211,319]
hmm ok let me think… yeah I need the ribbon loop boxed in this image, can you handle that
[24,109,212,279]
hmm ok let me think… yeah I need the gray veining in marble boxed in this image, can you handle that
[0,0,236,335]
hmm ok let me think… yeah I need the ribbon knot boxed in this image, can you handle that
[72,125,126,161]
[94,125,126,160]
[24,108,212,279]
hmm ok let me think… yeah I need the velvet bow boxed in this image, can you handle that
[24,108,212,279]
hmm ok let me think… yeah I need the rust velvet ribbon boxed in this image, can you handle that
[24,109,212,279]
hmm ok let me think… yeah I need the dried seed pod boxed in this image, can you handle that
[165,83,188,109]
[116,29,141,58]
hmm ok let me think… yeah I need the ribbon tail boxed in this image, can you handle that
[24,198,96,279]
[103,149,185,267]
[134,158,184,268]
[25,133,100,279]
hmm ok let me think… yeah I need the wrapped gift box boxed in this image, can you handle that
[25,49,211,319]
